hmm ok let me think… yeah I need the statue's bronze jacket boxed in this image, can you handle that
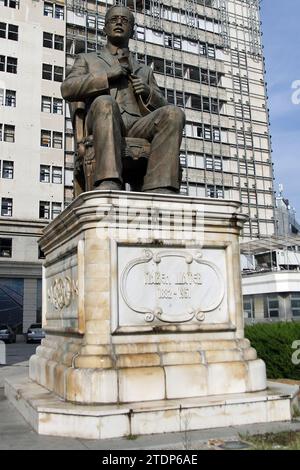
[61,47,167,116]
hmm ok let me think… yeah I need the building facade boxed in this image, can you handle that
[0,0,276,331]
[0,0,65,331]
[65,0,275,240]
[241,194,300,323]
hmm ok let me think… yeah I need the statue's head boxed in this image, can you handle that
[104,6,135,45]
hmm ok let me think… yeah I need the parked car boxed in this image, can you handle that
[26,323,45,343]
[0,325,16,344]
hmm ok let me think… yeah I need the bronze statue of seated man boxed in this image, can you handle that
[61,5,185,194]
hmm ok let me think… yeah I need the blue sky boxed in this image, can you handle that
[260,0,300,216]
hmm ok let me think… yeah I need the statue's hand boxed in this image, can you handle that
[130,76,150,100]
[107,63,130,82]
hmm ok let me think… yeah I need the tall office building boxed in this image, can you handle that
[0,0,275,331]
[65,0,275,240]
[0,0,66,331]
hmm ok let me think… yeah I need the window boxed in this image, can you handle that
[54,35,64,51]
[41,95,51,113]
[51,202,62,219]
[204,126,212,140]
[191,95,201,110]
[3,124,15,142]
[53,98,63,114]
[291,293,300,317]
[43,2,53,17]
[210,71,218,86]
[175,91,184,107]
[206,156,213,170]
[0,0,19,8]
[207,45,215,58]
[211,98,219,114]
[0,22,6,38]
[87,14,96,29]
[7,24,18,40]
[97,16,105,30]
[205,155,222,171]
[52,132,63,149]
[173,37,181,49]
[189,66,200,82]
[174,62,182,78]
[214,156,222,171]
[41,131,63,149]
[5,89,16,106]
[39,201,50,219]
[6,56,17,73]
[53,66,63,82]
[54,4,64,20]
[202,97,210,112]
[52,166,62,184]
[201,69,209,84]
[41,96,63,114]
[0,23,18,40]
[206,185,224,199]
[40,165,50,182]
[213,128,220,142]
[42,63,52,80]
[0,55,4,71]
[136,26,145,40]
[43,33,64,50]
[1,197,13,216]
[2,160,13,178]
[41,130,51,147]
[43,32,52,48]
[164,34,181,50]
[38,247,45,260]
[167,90,175,104]
[196,126,203,139]
[0,238,12,258]
[243,296,254,319]
[266,296,279,318]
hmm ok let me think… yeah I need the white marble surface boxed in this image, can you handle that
[27,192,266,408]
[5,375,299,440]
[117,246,227,329]
[0,341,6,365]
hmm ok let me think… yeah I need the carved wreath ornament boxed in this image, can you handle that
[48,277,78,310]
[120,249,225,324]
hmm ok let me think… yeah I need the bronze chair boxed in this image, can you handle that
[69,102,151,197]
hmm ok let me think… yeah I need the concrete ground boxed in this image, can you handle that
[1,356,300,450]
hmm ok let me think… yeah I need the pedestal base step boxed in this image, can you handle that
[5,374,299,440]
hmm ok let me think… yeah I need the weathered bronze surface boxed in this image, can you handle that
[61,6,185,194]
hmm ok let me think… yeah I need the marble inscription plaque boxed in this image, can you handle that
[117,246,228,327]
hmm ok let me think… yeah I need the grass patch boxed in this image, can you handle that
[126,434,138,441]
[242,431,300,450]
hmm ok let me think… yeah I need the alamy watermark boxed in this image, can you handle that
[291,80,300,105]
[95,195,206,247]
[292,340,300,366]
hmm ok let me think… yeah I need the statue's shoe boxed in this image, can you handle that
[144,187,178,195]
[96,180,122,190]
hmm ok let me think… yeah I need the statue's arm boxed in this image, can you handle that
[141,68,168,111]
[61,54,109,102]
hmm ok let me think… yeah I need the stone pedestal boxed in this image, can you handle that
[6,191,299,437]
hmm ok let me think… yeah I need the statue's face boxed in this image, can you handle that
[104,7,133,44]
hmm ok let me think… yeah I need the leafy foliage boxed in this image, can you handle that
[245,322,300,380]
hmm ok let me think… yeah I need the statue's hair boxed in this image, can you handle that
[105,5,135,29]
